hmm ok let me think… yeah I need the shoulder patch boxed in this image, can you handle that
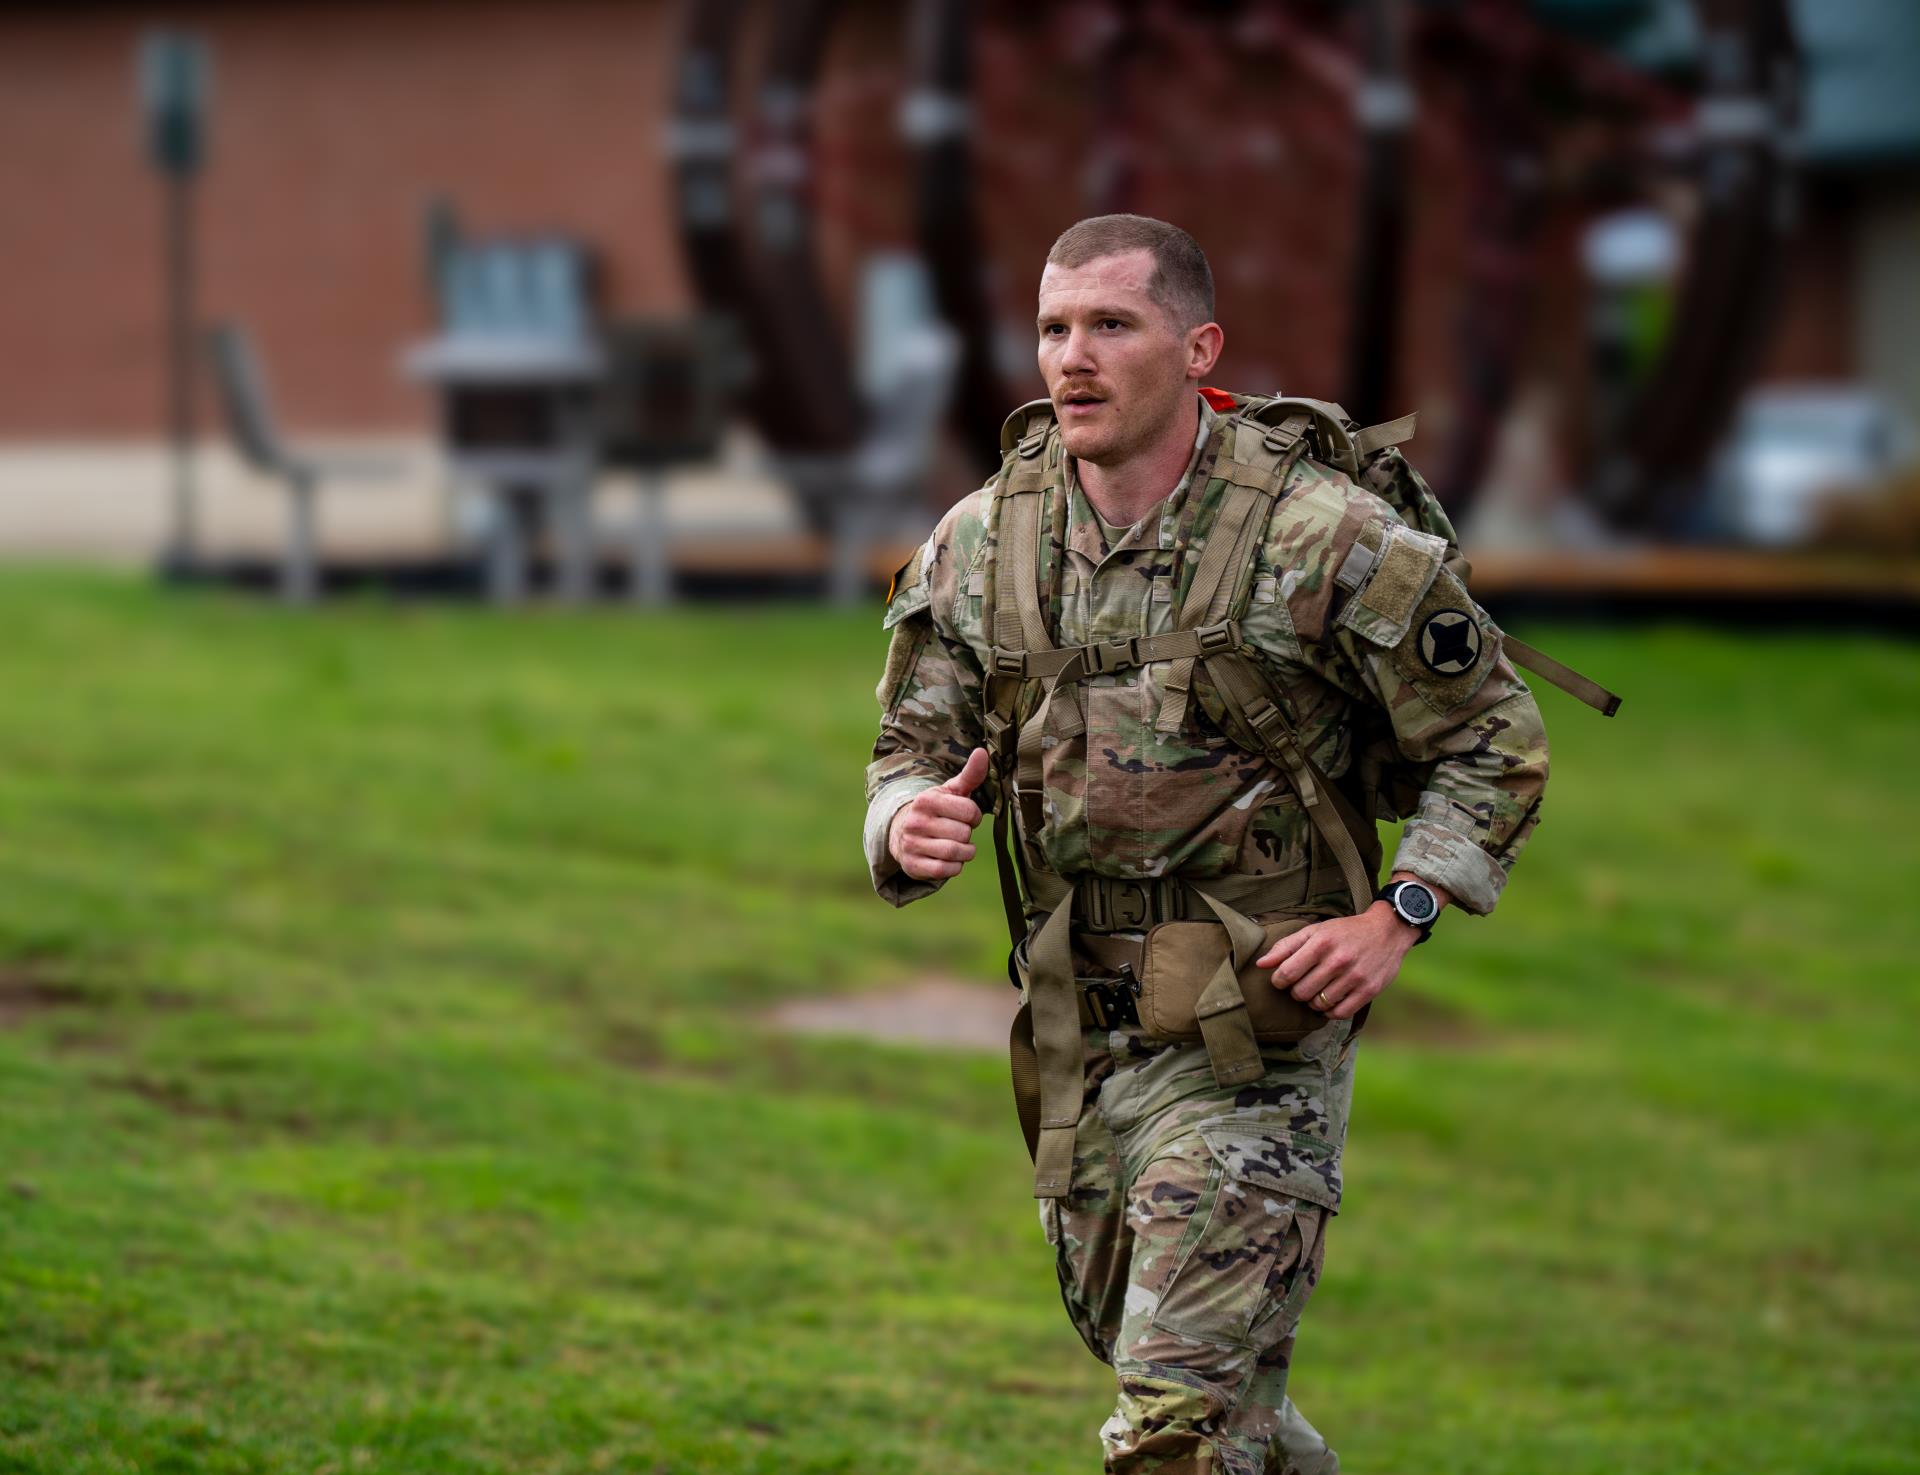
[1335,522,1445,646]
[1416,608,1481,674]
[881,543,932,629]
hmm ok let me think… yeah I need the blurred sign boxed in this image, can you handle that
[139,32,210,175]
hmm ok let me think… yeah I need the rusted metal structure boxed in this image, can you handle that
[670,0,1800,531]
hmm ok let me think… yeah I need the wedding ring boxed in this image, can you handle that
[1314,989,1330,1010]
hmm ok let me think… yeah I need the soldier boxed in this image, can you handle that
[864,214,1551,1474]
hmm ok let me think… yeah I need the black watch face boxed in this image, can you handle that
[1396,884,1438,924]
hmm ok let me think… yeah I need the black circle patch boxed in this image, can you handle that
[1418,609,1481,675]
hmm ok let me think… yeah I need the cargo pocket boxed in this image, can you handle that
[1147,1126,1340,1349]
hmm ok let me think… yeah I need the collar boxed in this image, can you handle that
[1065,394,1219,561]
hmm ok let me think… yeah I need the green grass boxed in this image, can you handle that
[0,568,1915,1474]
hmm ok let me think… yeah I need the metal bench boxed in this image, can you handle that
[206,322,409,602]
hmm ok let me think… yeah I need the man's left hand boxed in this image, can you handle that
[1257,880,1448,1020]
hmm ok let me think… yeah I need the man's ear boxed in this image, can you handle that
[1187,321,1224,381]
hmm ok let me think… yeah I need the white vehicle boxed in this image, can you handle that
[1706,385,1920,547]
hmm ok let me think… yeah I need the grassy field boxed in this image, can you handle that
[0,569,1915,1475]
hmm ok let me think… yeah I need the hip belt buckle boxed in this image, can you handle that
[1082,876,1178,932]
[1081,964,1142,1029]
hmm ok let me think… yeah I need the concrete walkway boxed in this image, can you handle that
[0,433,807,566]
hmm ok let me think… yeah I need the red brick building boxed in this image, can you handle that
[0,0,1885,470]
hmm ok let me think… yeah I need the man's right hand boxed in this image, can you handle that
[889,747,990,881]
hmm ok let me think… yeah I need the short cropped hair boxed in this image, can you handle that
[1045,214,1216,330]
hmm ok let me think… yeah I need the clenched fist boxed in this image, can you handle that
[888,747,990,881]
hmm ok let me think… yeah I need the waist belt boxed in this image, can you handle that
[1009,865,1350,1200]
[1023,865,1337,933]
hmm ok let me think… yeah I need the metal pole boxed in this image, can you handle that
[165,167,199,573]
[1344,0,1413,429]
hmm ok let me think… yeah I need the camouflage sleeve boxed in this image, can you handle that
[1267,460,1551,914]
[1295,496,1549,916]
[862,523,992,908]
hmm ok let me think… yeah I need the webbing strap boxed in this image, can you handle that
[1181,485,1266,632]
[1502,634,1623,717]
[999,487,1054,655]
[1207,651,1378,916]
[1154,655,1196,734]
[1152,442,1297,735]
[1023,890,1087,1199]
[1009,1000,1040,1159]
[1354,411,1418,458]
[1005,868,1336,1196]
[990,798,1028,951]
[1188,886,1267,1087]
[989,621,1243,683]
[1019,864,1340,923]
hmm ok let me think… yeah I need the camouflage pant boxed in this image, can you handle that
[1038,1011,1356,1475]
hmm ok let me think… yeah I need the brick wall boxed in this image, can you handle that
[0,0,686,437]
[0,1,1858,456]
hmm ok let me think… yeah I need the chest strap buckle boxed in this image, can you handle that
[1086,635,1142,675]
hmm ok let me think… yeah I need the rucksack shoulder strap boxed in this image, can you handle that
[1238,394,1362,480]
[999,398,1056,456]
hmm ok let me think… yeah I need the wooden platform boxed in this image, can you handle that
[1465,549,1920,601]
[174,540,1920,622]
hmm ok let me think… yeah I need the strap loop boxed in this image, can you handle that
[1260,412,1310,456]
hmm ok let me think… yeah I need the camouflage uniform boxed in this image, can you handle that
[864,394,1549,1473]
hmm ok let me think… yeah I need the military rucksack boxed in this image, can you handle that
[979,387,1620,931]
[1219,391,1619,825]
[969,388,1618,1197]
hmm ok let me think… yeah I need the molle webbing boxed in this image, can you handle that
[989,621,1241,686]
[1011,871,1310,1199]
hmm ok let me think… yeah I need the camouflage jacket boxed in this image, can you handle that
[863,394,1549,917]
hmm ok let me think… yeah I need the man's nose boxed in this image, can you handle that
[1059,325,1098,376]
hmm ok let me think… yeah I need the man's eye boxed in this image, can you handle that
[1099,319,1124,331]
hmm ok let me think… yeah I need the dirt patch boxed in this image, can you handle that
[0,965,95,1029]
[1,961,196,1050]
[107,1072,314,1133]
[766,976,1017,1053]
[767,976,1488,1054]
[598,1019,667,1072]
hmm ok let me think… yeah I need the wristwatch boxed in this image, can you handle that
[1376,879,1439,945]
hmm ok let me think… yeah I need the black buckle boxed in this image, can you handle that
[1082,878,1173,932]
[1081,966,1142,1029]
